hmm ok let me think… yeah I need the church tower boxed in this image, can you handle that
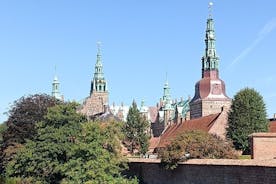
[189,3,231,119]
[79,42,109,118]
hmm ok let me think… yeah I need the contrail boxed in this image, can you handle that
[227,18,276,70]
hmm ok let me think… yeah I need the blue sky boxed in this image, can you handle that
[1,0,276,122]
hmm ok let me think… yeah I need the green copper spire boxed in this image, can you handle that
[163,75,173,110]
[202,2,219,77]
[90,42,108,95]
[52,67,62,100]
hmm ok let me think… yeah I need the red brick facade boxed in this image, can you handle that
[250,133,276,159]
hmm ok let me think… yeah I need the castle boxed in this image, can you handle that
[53,3,231,148]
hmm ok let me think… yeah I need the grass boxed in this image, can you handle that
[238,155,251,159]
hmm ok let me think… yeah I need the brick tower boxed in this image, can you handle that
[79,42,109,119]
[189,3,231,119]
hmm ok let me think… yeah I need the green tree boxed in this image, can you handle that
[158,130,238,170]
[0,123,7,144]
[0,94,61,174]
[6,103,137,183]
[227,88,268,154]
[124,101,149,154]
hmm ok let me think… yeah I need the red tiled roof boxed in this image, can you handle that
[156,113,221,148]
[149,137,160,149]
[269,120,276,132]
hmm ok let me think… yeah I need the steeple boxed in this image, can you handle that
[202,2,219,79]
[162,75,173,110]
[52,67,63,100]
[190,2,231,119]
[90,42,108,95]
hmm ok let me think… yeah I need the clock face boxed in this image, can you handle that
[212,84,221,95]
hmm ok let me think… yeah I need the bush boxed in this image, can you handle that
[158,130,238,170]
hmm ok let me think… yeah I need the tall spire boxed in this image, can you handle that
[90,42,108,95]
[52,66,62,100]
[163,74,173,110]
[202,2,219,79]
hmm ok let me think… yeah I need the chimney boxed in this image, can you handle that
[274,113,276,119]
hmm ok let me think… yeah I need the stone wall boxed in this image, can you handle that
[126,158,276,184]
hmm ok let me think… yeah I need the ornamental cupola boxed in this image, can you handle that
[52,69,63,101]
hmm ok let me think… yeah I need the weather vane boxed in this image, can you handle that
[208,2,213,18]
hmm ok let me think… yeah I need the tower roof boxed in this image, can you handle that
[201,2,220,78]
[52,70,63,100]
[162,75,173,110]
[90,42,108,95]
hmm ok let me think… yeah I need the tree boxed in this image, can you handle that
[3,94,61,145]
[0,94,61,174]
[0,123,7,145]
[158,130,238,170]
[227,88,268,154]
[6,103,137,183]
[124,101,149,154]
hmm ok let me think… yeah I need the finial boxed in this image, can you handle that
[97,41,101,54]
[208,2,213,18]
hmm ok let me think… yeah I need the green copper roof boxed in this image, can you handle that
[52,74,62,100]
[162,77,173,110]
[202,3,219,72]
[90,42,108,94]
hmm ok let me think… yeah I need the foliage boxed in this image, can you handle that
[1,94,61,174]
[0,177,41,184]
[158,130,238,170]
[0,122,7,144]
[227,88,268,154]
[6,103,137,183]
[3,94,61,145]
[124,101,149,154]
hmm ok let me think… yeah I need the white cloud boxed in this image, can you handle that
[227,18,276,70]
[259,18,276,36]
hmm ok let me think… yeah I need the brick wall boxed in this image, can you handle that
[126,159,276,184]
[250,133,276,159]
[79,92,108,118]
